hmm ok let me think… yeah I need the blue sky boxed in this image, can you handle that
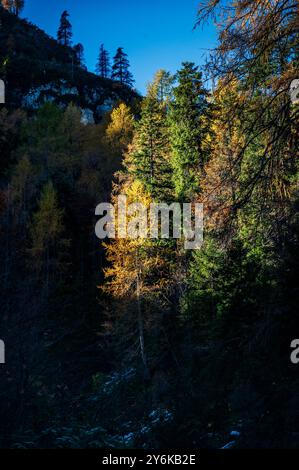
[23,0,217,93]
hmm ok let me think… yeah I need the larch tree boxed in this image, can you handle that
[111,47,134,87]
[196,0,299,250]
[147,69,174,104]
[105,102,135,154]
[196,0,298,211]
[57,10,73,47]
[103,178,174,376]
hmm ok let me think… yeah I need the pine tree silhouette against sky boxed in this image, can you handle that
[111,47,134,88]
[24,0,217,93]
[57,10,72,47]
[96,44,110,79]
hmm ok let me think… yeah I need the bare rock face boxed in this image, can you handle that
[290,79,299,105]
[80,108,94,125]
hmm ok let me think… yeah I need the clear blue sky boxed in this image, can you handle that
[23,0,217,94]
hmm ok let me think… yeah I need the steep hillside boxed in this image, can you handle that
[0,7,139,120]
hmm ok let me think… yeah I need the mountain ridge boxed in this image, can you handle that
[0,7,139,121]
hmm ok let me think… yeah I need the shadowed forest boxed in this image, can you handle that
[0,0,298,449]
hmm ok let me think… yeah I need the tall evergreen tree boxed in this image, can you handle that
[96,44,111,78]
[168,62,209,201]
[126,73,171,198]
[57,10,73,47]
[111,47,134,87]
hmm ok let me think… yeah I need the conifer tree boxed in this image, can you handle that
[111,47,134,87]
[57,10,73,47]
[103,179,173,375]
[96,44,110,78]
[125,71,172,199]
[168,62,209,201]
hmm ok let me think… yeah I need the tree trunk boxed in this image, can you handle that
[136,250,150,379]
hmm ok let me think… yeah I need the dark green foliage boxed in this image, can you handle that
[128,95,172,198]
[96,44,110,79]
[168,62,209,200]
[112,47,134,88]
[57,10,72,47]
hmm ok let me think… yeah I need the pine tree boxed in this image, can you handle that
[111,47,134,87]
[57,10,72,47]
[96,44,110,78]
[168,62,210,201]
